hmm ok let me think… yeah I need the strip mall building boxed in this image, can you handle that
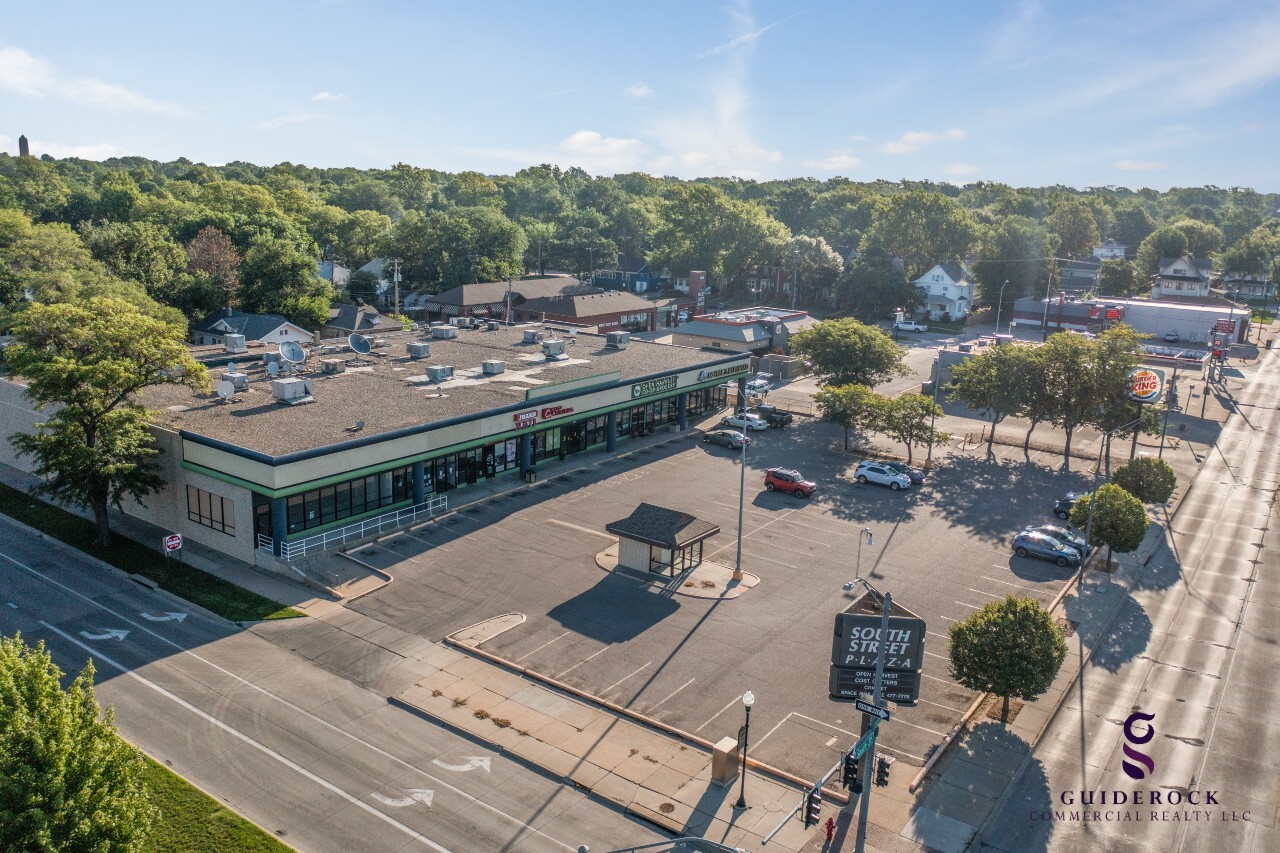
[0,324,748,568]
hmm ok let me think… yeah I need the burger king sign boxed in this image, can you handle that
[1127,367,1165,404]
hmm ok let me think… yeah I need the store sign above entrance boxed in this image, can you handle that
[631,375,678,399]
[697,363,750,382]
[512,404,576,428]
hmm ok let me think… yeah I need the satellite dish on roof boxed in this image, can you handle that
[349,334,372,355]
[280,341,306,364]
[266,361,280,377]
[215,380,235,400]
[226,362,238,373]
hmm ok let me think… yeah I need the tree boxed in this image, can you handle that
[238,237,333,327]
[1069,483,1150,569]
[346,269,381,303]
[1039,332,1098,468]
[836,254,914,316]
[1111,457,1177,504]
[1048,200,1101,258]
[947,343,1033,454]
[790,318,910,387]
[78,220,188,300]
[6,298,209,547]
[1170,217,1225,258]
[1111,201,1156,253]
[860,191,979,280]
[1217,230,1278,278]
[878,393,949,464]
[184,225,240,309]
[948,596,1067,723]
[813,384,883,450]
[785,234,843,306]
[1136,226,1188,275]
[0,634,158,850]
[971,216,1058,312]
[1097,258,1140,296]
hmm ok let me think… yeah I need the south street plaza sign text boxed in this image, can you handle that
[831,612,926,669]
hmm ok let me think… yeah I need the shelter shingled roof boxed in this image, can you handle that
[605,503,720,549]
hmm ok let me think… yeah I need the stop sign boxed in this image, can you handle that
[163,533,183,552]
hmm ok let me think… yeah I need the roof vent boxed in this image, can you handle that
[432,326,459,339]
[425,364,453,382]
[321,359,345,374]
[270,377,314,405]
[407,341,431,359]
[262,351,283,366]
[221,371,249,391]
[372,337,389,348]
[487,320,501,331]
[319,345,338,355]
[542,338,567,360]
[223,334,247,354]
[482,359,506,375]
[605,331,630,349]
[522,329,544,344]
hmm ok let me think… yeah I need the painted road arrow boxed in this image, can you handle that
[371,789,434,808]
[140,611,188,623]
[79,629,129,641]
[431,756,491,773]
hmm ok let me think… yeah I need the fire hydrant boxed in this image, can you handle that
[825,816,836,843]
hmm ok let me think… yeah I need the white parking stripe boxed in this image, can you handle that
[556,645,610,678]
[696,696,744,733]
[514,630,570,663]
[645,678,696,712]
[603,661,651,695]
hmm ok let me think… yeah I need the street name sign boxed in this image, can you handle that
[854,699,890,721]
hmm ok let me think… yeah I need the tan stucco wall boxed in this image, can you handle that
[618,537,651,573]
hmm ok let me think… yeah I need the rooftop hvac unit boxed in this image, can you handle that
[487,320,501,331]
[321,359,345,375]
[372,337,389,348]
[319,345,338,355]
[262,351,283,366]
[431,326,459,339]
[425,364,453,382]
[223,334,248,354]
[406,341,431,359]
[605,331,630,349]
[270,377,314,405]
[221,371,249,391]
[453,316,475,329]
[542,338,567,359]
[481,359,505,375]
[522,329,544,344]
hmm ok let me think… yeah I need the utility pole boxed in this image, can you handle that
[854,589,891,853]
[392,258,402,317]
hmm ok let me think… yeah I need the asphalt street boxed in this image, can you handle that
[975,350,1280,852]
[0,521,666,853]
[347,416,1094,783]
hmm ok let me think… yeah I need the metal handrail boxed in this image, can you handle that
[598,840,745,853]
[256,496,449,562]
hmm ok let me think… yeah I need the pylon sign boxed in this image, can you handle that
[829,591,926,704]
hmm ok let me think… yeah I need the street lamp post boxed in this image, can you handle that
[855,527,873,578]
[993,280,1009,337]
[735,690,755,809]
[1080,417,1143,584]
[733,430,747,582]
[926,358,942,465]
[1040,270,1054,342]
[1158,366,1180,460]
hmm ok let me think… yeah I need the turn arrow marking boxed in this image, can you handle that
[79,629,129,641]
[431,756,491,773]
[140,611,188,623]
[371,789,434,808]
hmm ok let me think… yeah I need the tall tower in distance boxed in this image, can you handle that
[18,135,30,157]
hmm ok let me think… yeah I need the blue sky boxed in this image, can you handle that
[3,1,1279,190]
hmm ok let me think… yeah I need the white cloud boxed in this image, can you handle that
[556,130,645,173]
[29,139,132,160]
[1113,159,1166,171]
[988,1,1045,65]
[256,113,324,130]
[943,162,981,177]
[624,81,653,98]
[848,134,869,143]
[696,11,800,59]
[804,154,861,171]
[0,44,186,115]
[311,91,347,102]
[880,128,967,155]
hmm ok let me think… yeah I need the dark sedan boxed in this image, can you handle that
[882,460,926,484]
[703,429,750,450]
[1025,524,1091,557]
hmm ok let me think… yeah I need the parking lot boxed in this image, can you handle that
[347,414,1093,782]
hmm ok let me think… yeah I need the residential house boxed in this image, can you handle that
[912,263,974,321]
[323,301,388,339]
[668,307,815,354]
[1092,239,1127,259]
[190,309,314,347]
[411,276,604,323]
[1222,273,1277,301]
[318,261,351,290]
[515,290,658,332]
[1057,257,1101,294]
[1151,255,1213,299]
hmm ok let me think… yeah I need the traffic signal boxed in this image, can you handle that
[876,753,894,787]
[804,785,823,827]
[841,751,859,789]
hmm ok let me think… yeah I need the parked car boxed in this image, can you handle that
[881,460,926,484]
[748,404,793,427]
[854,461,912,491]
[894,320,928,332]
[703,429,750,449]
[721,412,769,431]
[1163,331,1180,343]
[1025,524,1091,557]
[765,467,816,498]
[1053,493,1079,520]
[1011,531,1081,567]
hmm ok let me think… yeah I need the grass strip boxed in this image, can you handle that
[0,483,302,622]
[141,757,293,852]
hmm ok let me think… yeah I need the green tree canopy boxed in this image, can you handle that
[78,220,187,300]
[1069,482,1150,567]
[1097,258,1141,296]
[790,318,910,387]
[6,298,209,546]
[860,190,979,280]
[1136,226,1189,275]
[947,342,1035,454]
[813,384,883,450]
[835,254,914,316]
[238,237,334,327]
[878,392,949,464]
[0,634,158,850]
[948,596,1067,723]
[1048,200,1101,258]
[1111,457,1177,504]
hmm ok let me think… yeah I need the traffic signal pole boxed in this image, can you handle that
[854,591,891,853]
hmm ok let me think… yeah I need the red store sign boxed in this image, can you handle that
[513,410,537,427]
[512,404,576,428]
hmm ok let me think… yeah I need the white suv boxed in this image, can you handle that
[855,461,912,491]
[893,320,928,332]
[721,412,769,432]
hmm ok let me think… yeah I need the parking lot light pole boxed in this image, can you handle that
[735,690,755,809]
[925,358,942,465]
[855,527,873,579]
[733,437,747,582]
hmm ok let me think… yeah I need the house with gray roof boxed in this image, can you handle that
[1152,255,1213,300]
[413,275,604,321]
[912,263,974,320]
[323,302,388,338]
[515,290,657,332]
[190,309,313,347]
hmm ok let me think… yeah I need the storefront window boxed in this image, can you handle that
[285,465,411,535]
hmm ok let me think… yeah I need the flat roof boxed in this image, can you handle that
[145,326,742,457]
